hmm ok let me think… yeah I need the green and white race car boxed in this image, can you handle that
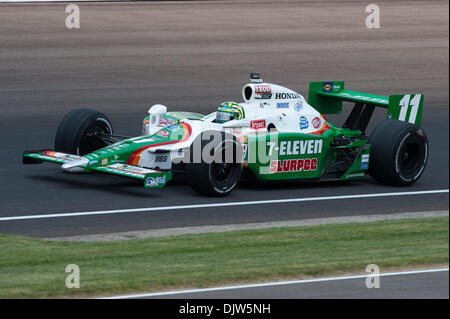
[23,73,429,196]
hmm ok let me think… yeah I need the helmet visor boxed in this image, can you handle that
[216,111,236,123]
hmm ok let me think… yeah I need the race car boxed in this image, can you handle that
[23,73,429,196]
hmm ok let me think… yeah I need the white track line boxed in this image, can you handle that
[0,189,448,222]
[100,268,449,299]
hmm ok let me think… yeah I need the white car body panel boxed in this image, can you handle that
[139,81,330,168]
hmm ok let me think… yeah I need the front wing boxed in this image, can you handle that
[23,150,172,189]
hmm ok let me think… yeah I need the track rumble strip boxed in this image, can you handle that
[0,189,448,222]
[47,210,449,241]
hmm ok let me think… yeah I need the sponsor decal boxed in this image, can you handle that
[322,82,333,92]
[157,130,170,137]
[254,85,272,100]
[145,176,166,187]
[43,151,57,157]
[311,122,330,136]
[277,102,289,109]
[43,151,82,161]
[254,85,272,94]
[101,158,108,165]
[89,160,98,165]
[242,144,248,158]
[275,92,301,99]
[312,117,321,129]
[110,163,149,173]
[346,172,365,179]
[299,116,309,130]
[166,124,181,131]
[158,118,177,126]
[361,154,370,169]
[155,155,169,163]
[278,139,323,156]
[64,154,82,160]
[255,93,272,99]
[250,119,266,129]
[294,101,303,111]
[270,158,318,173]
[332,84,341,92]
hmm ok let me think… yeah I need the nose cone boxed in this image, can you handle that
[61,157,89,172]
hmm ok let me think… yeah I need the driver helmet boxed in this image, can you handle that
[216,101,245,123]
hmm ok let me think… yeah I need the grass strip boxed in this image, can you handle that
[0,216,448,298]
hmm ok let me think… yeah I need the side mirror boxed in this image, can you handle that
[145,104,168,135]
[148,104,168,124]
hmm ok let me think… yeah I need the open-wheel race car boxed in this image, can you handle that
[23,73,429,196]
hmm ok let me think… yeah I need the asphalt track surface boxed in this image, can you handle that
[115,269,449,299]
[0,0,448,238]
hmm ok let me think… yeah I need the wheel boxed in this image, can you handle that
[185,131,243,196]
[368,119,428,186]
[54,108,113,155]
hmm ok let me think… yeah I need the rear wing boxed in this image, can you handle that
[308,81,424,127]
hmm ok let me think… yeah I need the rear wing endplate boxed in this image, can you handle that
[308,81,424,126]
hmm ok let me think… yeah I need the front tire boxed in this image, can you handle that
[54,108,113,155]
[186,131,243,196]
[369,119,428,186]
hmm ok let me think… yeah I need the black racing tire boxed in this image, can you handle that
[185,131,243,196]
[54,108,113,155]
[368,119,428,186]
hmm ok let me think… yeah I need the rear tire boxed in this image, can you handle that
[186,131,243,196]
[54,108,113,155]
[369,119,428,186]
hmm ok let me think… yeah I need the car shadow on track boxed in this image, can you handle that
[24,171,383,200]
[24,173,161,198]
[237,177,377,192]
